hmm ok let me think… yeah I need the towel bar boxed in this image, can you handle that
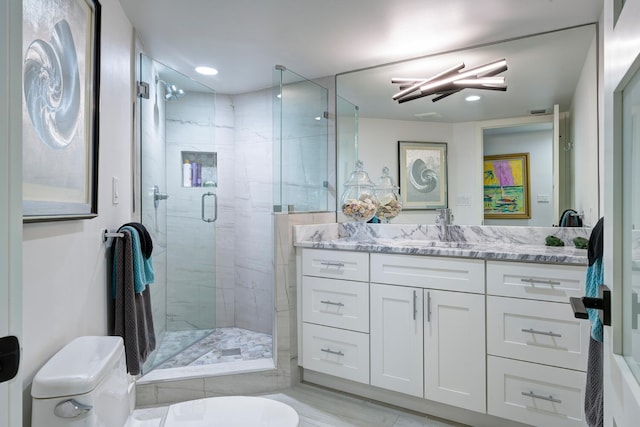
[103,229,124,242]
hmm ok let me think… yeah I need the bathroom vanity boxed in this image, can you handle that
[294,223,591,427]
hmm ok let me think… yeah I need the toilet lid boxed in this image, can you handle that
[161,396,299,427]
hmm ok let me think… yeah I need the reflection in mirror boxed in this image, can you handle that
[336,24,599,226]
[483,120,552,226]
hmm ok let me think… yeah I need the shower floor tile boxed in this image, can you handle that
[152,327,272,370]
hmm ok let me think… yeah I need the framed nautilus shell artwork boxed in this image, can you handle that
[398,141,448,210]
[22,0,101,222]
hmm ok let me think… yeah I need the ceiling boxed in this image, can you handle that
[119,0,603,96]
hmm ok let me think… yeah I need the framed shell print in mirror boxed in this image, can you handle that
[398,141,448,210]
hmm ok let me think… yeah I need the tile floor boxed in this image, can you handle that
[130,383,466,426]
[144,327,273,372]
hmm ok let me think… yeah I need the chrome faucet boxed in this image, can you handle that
[435,208,454,241]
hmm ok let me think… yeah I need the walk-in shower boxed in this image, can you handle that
[135,56,330,388]
[137,55,275,377]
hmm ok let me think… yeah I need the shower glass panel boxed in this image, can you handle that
[272,66,329,212]
[139,54,217,372]
[336,96,359,210]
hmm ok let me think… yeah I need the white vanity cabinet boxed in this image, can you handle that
[300,249,370,385]
[486,260,589,427]
[370,254,486,412]
[298,247,589,426]
[370,283,424,397]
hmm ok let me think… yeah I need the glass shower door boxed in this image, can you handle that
[139,54,217,372]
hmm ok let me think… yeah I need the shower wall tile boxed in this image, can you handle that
[213,94,237,328]
[232,88,274,335]
[165,94,218,331]
[274,212,336,376]
[155,378,206,406]
[204,370,282,397]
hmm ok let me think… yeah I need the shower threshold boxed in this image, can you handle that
[139,327,274,384]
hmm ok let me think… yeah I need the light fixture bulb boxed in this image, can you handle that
[465,95,481,102]
[195,66,218,76]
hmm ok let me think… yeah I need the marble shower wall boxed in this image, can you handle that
[231,88,275,335]
[165,92,218,331]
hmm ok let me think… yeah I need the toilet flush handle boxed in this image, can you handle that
[54,399,93,418]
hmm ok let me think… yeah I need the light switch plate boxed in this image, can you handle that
[112,176,119,204]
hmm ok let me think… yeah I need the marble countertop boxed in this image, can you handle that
[294,223,590,265]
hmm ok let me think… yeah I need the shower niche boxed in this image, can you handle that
[181,151,217,188]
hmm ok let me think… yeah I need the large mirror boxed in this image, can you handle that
[336,24,599,227]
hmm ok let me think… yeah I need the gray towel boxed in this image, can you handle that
[113,229,156,375]
[585,336,603,427]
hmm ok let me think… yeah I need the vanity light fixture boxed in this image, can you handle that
[195,66,218,76]
[392,58,507,103]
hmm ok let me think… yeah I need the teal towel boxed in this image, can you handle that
[585,257,604,342]
[112,227,155,296]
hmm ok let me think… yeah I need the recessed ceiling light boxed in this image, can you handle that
[195,66,218,76]
[465,95,481,102]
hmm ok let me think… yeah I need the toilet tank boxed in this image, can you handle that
[31,336,134,427]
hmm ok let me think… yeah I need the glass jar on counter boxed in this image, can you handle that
[375,166,402,223]
[340,160,378,223]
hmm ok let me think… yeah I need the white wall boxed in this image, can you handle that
[358,117,453,224]
[570,32,599,226]
[21,1,134,424]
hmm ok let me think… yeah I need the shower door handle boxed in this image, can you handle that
[202,192,218,223]
[153,185,169,209]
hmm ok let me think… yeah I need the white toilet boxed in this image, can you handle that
[31,336,299,427]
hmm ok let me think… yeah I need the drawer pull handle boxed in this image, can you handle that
[521,328,562,338]
[321,348,344,356]
[521,391,562,404]
[320,261,345,268]
[320,300,345,307]
[520,278,561,286]
[413,290,418,321]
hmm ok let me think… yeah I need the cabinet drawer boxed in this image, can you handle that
[302,249,369,282]
[487,261,585,302]
[488,356,586,427]
[302,276,369,333]
[487,296,589,371]
[302,323,369,385]
[371,253,484,293]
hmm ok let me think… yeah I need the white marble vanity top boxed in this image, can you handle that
[294,223,590,265]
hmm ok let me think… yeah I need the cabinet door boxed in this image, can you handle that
[424,290,486,412]
[370,283,424,397]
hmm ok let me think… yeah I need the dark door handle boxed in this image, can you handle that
[0,335,20,383]
[570,284,611,326]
